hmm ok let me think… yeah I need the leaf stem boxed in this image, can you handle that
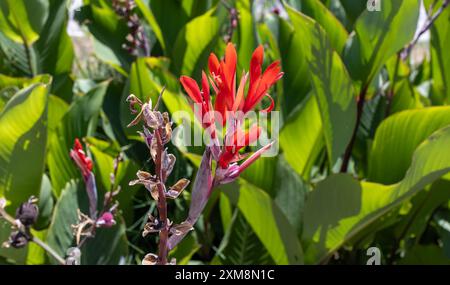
[401,0,450,60]
[340,84,369,173]
[32,236,66,265]
[154,128,169,264]
[385,53,401,118]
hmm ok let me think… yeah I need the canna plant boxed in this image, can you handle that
[126,42,282,264]
[2,0,450,266]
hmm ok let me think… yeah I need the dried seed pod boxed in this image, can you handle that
[15,197,39,227]
[170,221,194,236]
[7,231,29,248]
[143,105,163,129]
[142,253,158,265]
[166,178,190,199]
[162,152,176,177]
[142,215,161,237]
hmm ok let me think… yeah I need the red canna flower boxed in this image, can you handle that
[180,43,282,172]
[70,138,98,219]
[70,138,93,178]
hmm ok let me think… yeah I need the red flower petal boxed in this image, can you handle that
[208,53,220,77]
[249,45,263,85]
[180,76,202,103]
[201,71,210,105]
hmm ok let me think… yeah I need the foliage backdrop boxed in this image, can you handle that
[1,0,450,265]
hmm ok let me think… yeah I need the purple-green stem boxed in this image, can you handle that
[154,128,169,265]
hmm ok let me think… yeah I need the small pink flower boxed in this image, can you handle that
[96,212,116,228]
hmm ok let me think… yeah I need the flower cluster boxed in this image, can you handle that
[180,43,283,183]
[69,139,121,247]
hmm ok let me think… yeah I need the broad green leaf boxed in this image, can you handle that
[0,83,48,212]
[234,0,255,71]
[47,94,69,135]
[134,0,165,51]
[304,125,450,263]
[434,209,450,259]
[48,81,109,197]
[344,0,420,85]
[222,180,303,265]
[280,94,323,179]
[0,31,31,76]
[369,107,450,184]
[278,18,310,116]
[34,174,54,230]
[300,0,348,53]
[76,0,133,72]
[393,180,450,248]
[214,210,274,265]
[389,80,423,114]
[339,0,367,26]
[26,229,47,265]
[307,22,356,166]
[0,0,48,44]
[399,245,450,265]
[0,74,51,111]
[172,6,224,77]
[429,0,450,104]
[285,4,346,55]
[284,5,356,166]
[34,0,74,98]
[273,156,307,237]
[150,0,210,56]
[169,234,201,265]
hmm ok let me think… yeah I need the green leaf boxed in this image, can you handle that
[399,245,450,265]
[48,81,109,197]
[307,22,357,166]
[76,0,133,72]
[0,0,48,45]
[26,229,47,265]
[339,0,367,26]
[0,74,51,111]
[369,107,450,184]
[394,180,450,248]
[300,0,348,53]
[169,234,201,265]
[278,18,311,116]
[222,180,303,265]
[234,0,255,71]
[34,174,54,230]
[280,94,323,179]
[134,0,165,51]
[45,180,80,263]
[344,0,420,85]
[34,0,74,98]
[429,0,450,104]
[47,94,69,135]
[214,210,274,265]
[304,125,450,263]
[172,6,224,77]
[0,83,48,212]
